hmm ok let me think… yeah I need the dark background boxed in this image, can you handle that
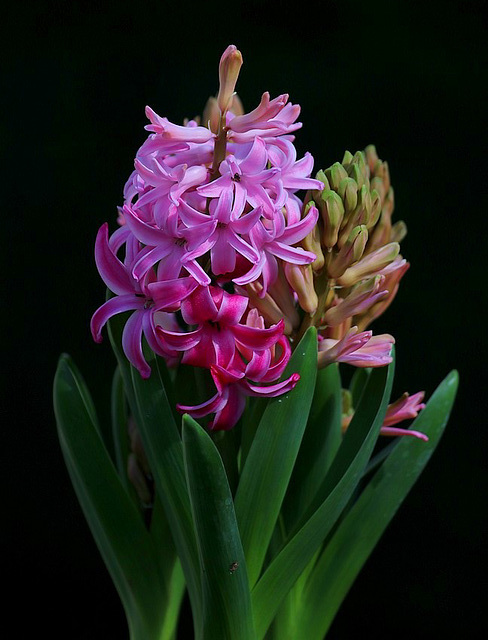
[3,0,486,637]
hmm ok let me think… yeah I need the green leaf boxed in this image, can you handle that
[234,328,318,587]
[111,365,131,492]
[282,363,343,533]
[107,312,202,630]
[349,366,371,407]
[129,355,202,631]
[53,355,166,640]
[182,415,255,640]
[296,370,459,639]
[251,357,395,639]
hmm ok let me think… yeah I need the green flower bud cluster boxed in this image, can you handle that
[296,145,408,341]
[307,145,404,284]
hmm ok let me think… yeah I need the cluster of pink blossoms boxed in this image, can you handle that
[91,46,425,435]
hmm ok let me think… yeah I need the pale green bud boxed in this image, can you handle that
[337,242,400,287]
[301,201,325,271]
[347,163,365,190]
[325,162,348,192]
[342,150,354,166]
[328,225,368,279]
[284,263,318,314]
[368,189,382,228]
[320,190,345,248]
[338,177,358,214]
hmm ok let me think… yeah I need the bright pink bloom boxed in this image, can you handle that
[177,358,300,431]
[197,137,280,217]
[379,391,428,440]
[226,92,302,143]
[156,286,285,369]
[317,326,395,368]
[178,192,261,276]
[234,204,318,293]
[90,223,179,378]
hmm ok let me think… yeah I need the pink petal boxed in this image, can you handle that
[122,309,151,378]
[380,427,429,441]
[94,223,133,295]
[147,276,200,311]
[90,295,144,343]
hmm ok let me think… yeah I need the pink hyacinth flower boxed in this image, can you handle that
[317,326,395,368]
[233,204,318,294]
[177,359,300,431]
[227,92,302,143]
[197,137,280,217]
[380,391,428,440]
[90,223,179,378]
[156,285,285,369]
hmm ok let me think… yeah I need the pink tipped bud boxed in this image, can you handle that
[217,45,243,113]
[337,242,400,287]
[323,275,388,327]
[284,263,318,315]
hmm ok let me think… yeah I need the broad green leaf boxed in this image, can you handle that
[150,498,186,640]
[251,357,394,639]
[107,312,202,630]
[54,355,166,640]
[182,415,255,640]
[234,328,318,587]
[129,356,202,631]
[349,366,371,406]
[296,370,459,639]
[282,363,343,533]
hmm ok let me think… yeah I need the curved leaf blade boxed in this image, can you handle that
[282,363,343,532]
[251,357,395,639]
[183,415,255,640]
[297,370,459,639]
[53,355,165,639]
[234,328,318,587]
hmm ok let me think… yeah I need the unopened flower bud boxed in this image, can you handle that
[342,150,354,165]
[328,225,369,279]
[217,45,243,113]
[323,274,387,326]
[337,242,400,287]
[391,220,407,243]
[368,189,382,228]
[367,209,392,253]
[284,263,318,315]
[245,282,297,334]
[301,202,325,271]
[383,187,395,217]
[314,169,330,192]
[319,190,345,248]
[370,176,386,201]
[347,163,365,189]
[364,144,379,173]
[338,177,358,214]
[352,151,369,181]
[202,96,220,134]
[325,162,348,191]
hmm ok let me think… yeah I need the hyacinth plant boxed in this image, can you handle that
[54,46,458,640]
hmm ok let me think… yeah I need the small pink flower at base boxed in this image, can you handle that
[177,362,300,431]
[156,285,285,369]
[317,326,394,369]
[383,391,426,426]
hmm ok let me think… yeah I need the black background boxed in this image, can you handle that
[3,0,487,638]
